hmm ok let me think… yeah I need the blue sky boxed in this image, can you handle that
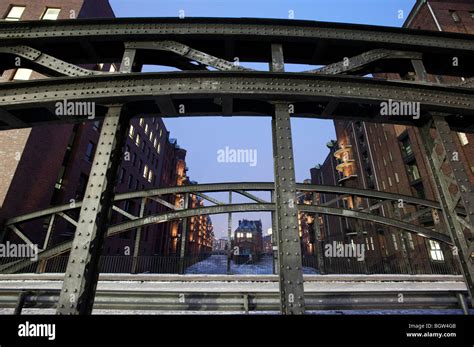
[109,0,417,238]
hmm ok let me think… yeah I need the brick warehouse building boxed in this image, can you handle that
[305,0,474,274]
[0,0,213,272]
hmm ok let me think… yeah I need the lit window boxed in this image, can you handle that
[41,8,61,20]
[407,234,415,250]
[428,240,444,261]
[246,233,252,238]
[139,118,144,127]
[135,134,141,147]
[149,131,153,142]
[129,125,135,139]
[147,170,153,183]
[5,6,25,21]
[458,132,469,146]
[395,172,399,183]
[13,68,32,80]
[391,234,398,251]
[110,64,116,72]
[388,177,392,187]
[153,138,158,149]
[144,123,149,135]
[450,10,460,23]
[160,129,163,137]
[157,143,161,154]
[143,165,149,178]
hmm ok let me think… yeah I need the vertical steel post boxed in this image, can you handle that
[57,48,138,315]
[179,193,189,274]
[227,191,232,274]
[131,197,146,274]
[270,44,305,314]
[420,117,474,306]
[270,190,278,275]
[312,192,325,274]
[56,105,130,314]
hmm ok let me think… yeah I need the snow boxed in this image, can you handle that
[184,255,318,275]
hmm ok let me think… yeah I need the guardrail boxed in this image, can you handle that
[0,289,470,314]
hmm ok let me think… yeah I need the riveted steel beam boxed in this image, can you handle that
[179,193,190,274]
[125,41,252,71]
[56,105,130,315]
[0,72,473,132]
[0,45,99,77]
[4,182,461,228]
[0,202,449,275]
[131,198,146,274]
[270,43,305,314]
[420,117,474,306]
[307,49,422,75]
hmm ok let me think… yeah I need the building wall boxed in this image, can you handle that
[0,0,213,267]
[311,0,473,271]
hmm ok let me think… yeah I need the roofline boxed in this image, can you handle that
[404,0,426,28]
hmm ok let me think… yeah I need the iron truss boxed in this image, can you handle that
[0,182,460,274]
[0,18,473,314]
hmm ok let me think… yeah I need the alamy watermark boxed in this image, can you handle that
[0,242,39,261]
[55,99,96,120]
[324,241,365,261]
[217,146,257,167]
[380,99,420,119]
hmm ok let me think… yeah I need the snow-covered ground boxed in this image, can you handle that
[185,255,318,275]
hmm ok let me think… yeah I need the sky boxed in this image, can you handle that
[109,0,417,238]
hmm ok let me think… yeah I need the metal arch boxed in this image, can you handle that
[0,202,450,274]
[1,73,473,112]
[0,45,101,77]
[1,18,474,55]
[4,182,461,226]
[4,182,455,226]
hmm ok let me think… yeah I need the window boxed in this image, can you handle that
[5,6,25,21]
[13,68,33,80]
[85,142,95,162]
[458,132,469,146]
[407,233,415,250]
[127,174,133,189]
[138,160,143,172]
[428,240,444,261]
[93,121,100,132]
[41,8,61,20]
[382,181,386,190]
[401,137,413,157]
[149,131,153,142]
[139,118,144,127]
[110,64,116,72]
[157,143,161,154]
[144,123,149,135]
[395,172,400,183]
[246,233,253,238]
[119,168,126,183]
[153,138,158,149]
[388,177,392,187]
[147,170,153,183]
[129,125,135,139]
[132,153,137,166]
[135,134,141,147]
[391,234,398,251]
[407,163,421,182]
[450,10,461,23]
[160,129,163,137]
[143,165,149,178]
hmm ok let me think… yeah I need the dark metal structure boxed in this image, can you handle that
[0,18,473,315]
